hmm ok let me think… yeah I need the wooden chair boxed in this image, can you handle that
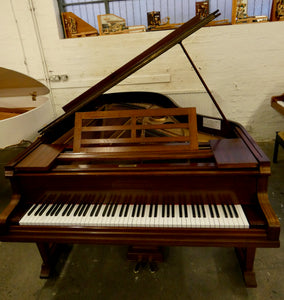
[273,131,284,163]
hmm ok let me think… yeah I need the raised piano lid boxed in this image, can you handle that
[39,11,220,139]
[0,67,49,97]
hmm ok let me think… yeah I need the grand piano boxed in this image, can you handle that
[0,11,280,287]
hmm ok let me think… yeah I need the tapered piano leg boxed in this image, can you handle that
[235,247,257,288]
[36,243,72,278]
[36,243,56,278]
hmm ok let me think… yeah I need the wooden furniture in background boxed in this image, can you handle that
[271,0,284,21]
[61,12,98,38]
[273,132,284,162]
[271,93,284,162]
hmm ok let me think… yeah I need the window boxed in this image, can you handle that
[57,0,274,31]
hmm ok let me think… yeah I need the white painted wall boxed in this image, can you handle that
[1,0,284,142]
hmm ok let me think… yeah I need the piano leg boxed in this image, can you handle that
[235,247,257,288]
[36,243,72,278]
[36,243,56,278]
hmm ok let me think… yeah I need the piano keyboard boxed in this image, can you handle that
[20,201,249,228]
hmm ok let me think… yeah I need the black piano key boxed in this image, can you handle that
[232,205,239,218]
[27,203,39,216]
[66,203,76,216]
[49,203,61,216]
[201,205,206,218]
[172,204,175,218]
[167,203,170,218]
[161,204,165,218]
[34,203,45,216]
[226,205,233,218]
[149,204,153,218]
[124,203,130,217]
[90,203,98,217]
[62,203,72,216]
[141,204,146,218]
[111,203,118,217]
[154,204,158,218]
[131,204,137,217]
[179,204,183,218]
[78,203,87,216]
[73,203,84,217]
[107,202,114,217]
[222,204,228,218]
[82,203,91,216]
[213,204,220,218]
[209,204,214,218]
[38,203,49,216]
[102,202,110,217]
[136,204,142,217]
[54,203,65,216]
[192,205,196,218]
[95,203,103,217]
[46,204,56,216]
[183,204,188,218]
[119,203,125,217]
[196,205,201,218]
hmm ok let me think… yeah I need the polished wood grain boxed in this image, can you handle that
[210,138,258,168]
[15,144,64,171]
[73,107,199,153]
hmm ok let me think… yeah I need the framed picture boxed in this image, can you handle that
[232,0,268,24]
[271,0,284,21]
[195,1,209,18]
[97,14,128,35]
[232,0,248,24]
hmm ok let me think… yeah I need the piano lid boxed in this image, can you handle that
[0,67,49,97]
[39,10,220,137]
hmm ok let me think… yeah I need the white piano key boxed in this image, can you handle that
[155,204,163,228]
[38,204,56,225]
[81,204,94,225]
[173,205,181,227]
[199,205,210,228]
[180,204,188,228]
[93,204,106,227]
[235,205,250,228]
[108,204,120,226]
[224,205,236,228]
[227,204,241,228]
[29,203,50,225]
[203,205,213,228]
[19,204,38,225]
[194,204,202,228]
[19,196,250,231]
[138,204,147,227]
[142,204,150,227]
[217,204,230,228]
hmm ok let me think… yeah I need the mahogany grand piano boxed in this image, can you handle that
[0,11,280,287]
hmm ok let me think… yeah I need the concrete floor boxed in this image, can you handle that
[0,141,283,300]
